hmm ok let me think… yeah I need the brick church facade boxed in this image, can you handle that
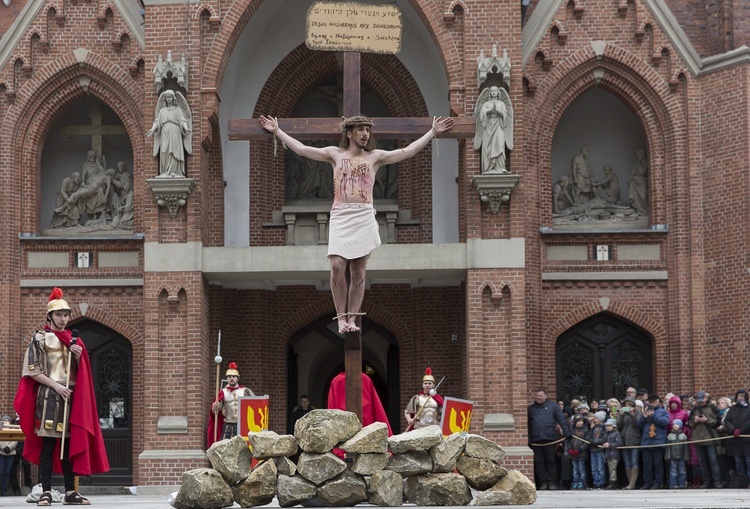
[0,0,748,488]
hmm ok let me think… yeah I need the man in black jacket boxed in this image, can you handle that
[528,388,571,490]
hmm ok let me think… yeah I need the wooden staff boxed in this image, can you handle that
[60,330,79,460]
[213,331,222,443]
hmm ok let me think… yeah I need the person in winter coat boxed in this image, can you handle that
[602,419,623,489]
[723,389,750,477]
[528,389,571,490]
[688,391,723,489]
[0,416,18,497]
[566,415,590,490]
[617,396,642,489]
[637,393,669,489]
[589,411,608,488]
[665,419,689,488]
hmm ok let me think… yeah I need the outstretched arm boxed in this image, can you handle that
[376,116,453,166]
[260,115,336,164]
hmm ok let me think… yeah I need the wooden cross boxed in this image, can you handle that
[59,103,127,159]
[228,51,475,423]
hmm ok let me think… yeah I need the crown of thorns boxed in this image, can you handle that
[339,116,373,131]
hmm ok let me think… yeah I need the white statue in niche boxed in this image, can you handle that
[146,89,192,178]
[473,85,514,174]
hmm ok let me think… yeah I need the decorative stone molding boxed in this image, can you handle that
[153,50,188,93]
[146,177,195,217]
[472,173,521,214]
[477,44,511,89]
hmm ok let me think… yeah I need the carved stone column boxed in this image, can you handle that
[472,173,521,214]
[146,178,195,218]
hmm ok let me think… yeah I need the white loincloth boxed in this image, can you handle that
[327,204,381,259]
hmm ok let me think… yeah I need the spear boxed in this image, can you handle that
[60,330,79,460]
[213,330,222,443]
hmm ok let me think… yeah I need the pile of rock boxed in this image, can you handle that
[172,409,535,508]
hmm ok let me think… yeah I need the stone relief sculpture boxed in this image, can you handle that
[49,152,134,231]
[473,85,514,174]
[570,146,593,204]
[552,148,645,226]
[146,89,192,178]
[628,148,649,215]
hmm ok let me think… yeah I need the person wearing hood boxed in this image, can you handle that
[723,389,750,480]
[667,395,689,428]
[617,396,642,489]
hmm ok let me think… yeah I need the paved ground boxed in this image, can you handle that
[1,489,750,509]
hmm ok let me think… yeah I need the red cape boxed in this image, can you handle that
[206,385,247,448]
[14,329,109,475]
[327,372,392,435]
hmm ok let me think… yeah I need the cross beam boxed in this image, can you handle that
[228,116,475,141]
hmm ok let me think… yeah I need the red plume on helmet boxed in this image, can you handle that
[225,362,240,377]
[422,366,435,383]
[47,287,71,313]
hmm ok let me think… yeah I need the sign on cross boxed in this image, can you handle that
[227,6,475,424]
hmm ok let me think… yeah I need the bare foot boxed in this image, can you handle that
[338,317,350,334]
[346,316,360,332]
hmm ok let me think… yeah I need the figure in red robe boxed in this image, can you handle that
[14,288,109,506]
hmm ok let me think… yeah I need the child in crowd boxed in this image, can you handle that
[589,411,608,488]
[602,419,622,489]
[666,419,689,489]
[567,415,590,489]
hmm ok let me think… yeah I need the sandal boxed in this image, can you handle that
[37,492,53,506]
[63,491,91,505]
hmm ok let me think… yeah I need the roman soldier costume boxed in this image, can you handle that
[405,367,444,429]
[206,362,254,447]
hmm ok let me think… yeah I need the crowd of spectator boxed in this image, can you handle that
[528,387,750,490]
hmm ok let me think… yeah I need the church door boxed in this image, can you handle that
[556,313,652,404]
[72,321,133,485]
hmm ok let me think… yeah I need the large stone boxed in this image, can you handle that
[351,452,390,475]
[274,456,297,476]
[232,459,277,507]
[297,451,347,485]
[339,422,388,453]
[294,409,361,453]
[385,450,433,476]
[464,434,506,462]
[367,470,403,507]
[247,430,298,459]
[455,455,506,490]
[403,473,472,506]
[473,488,513,506]
[482,469,536,505]
[276,474,317,508]
[205,436,253,486]
[316,470,367,507]
[430,432,465,472]
[387,425,443,453]
[173,468,234,509]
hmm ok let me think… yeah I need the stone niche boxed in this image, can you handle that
[41,96,134,235]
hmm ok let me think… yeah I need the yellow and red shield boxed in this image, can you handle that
[440,397,473,436]
[238,396,270,436]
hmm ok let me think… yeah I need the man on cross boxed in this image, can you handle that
[260,114,453,334]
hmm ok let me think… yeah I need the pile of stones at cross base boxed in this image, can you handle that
[172,409,536,508]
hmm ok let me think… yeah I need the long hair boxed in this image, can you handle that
[339,116,376,151]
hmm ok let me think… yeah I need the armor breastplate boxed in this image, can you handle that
[416,394,439,426]
[43,333,77,384]
[222,387,244,423]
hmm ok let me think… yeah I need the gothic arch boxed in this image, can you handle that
[1,49,145,233]
[199,0,464,101]
[524,42,688,227]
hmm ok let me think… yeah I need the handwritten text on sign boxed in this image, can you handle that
[306,1,402,54]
